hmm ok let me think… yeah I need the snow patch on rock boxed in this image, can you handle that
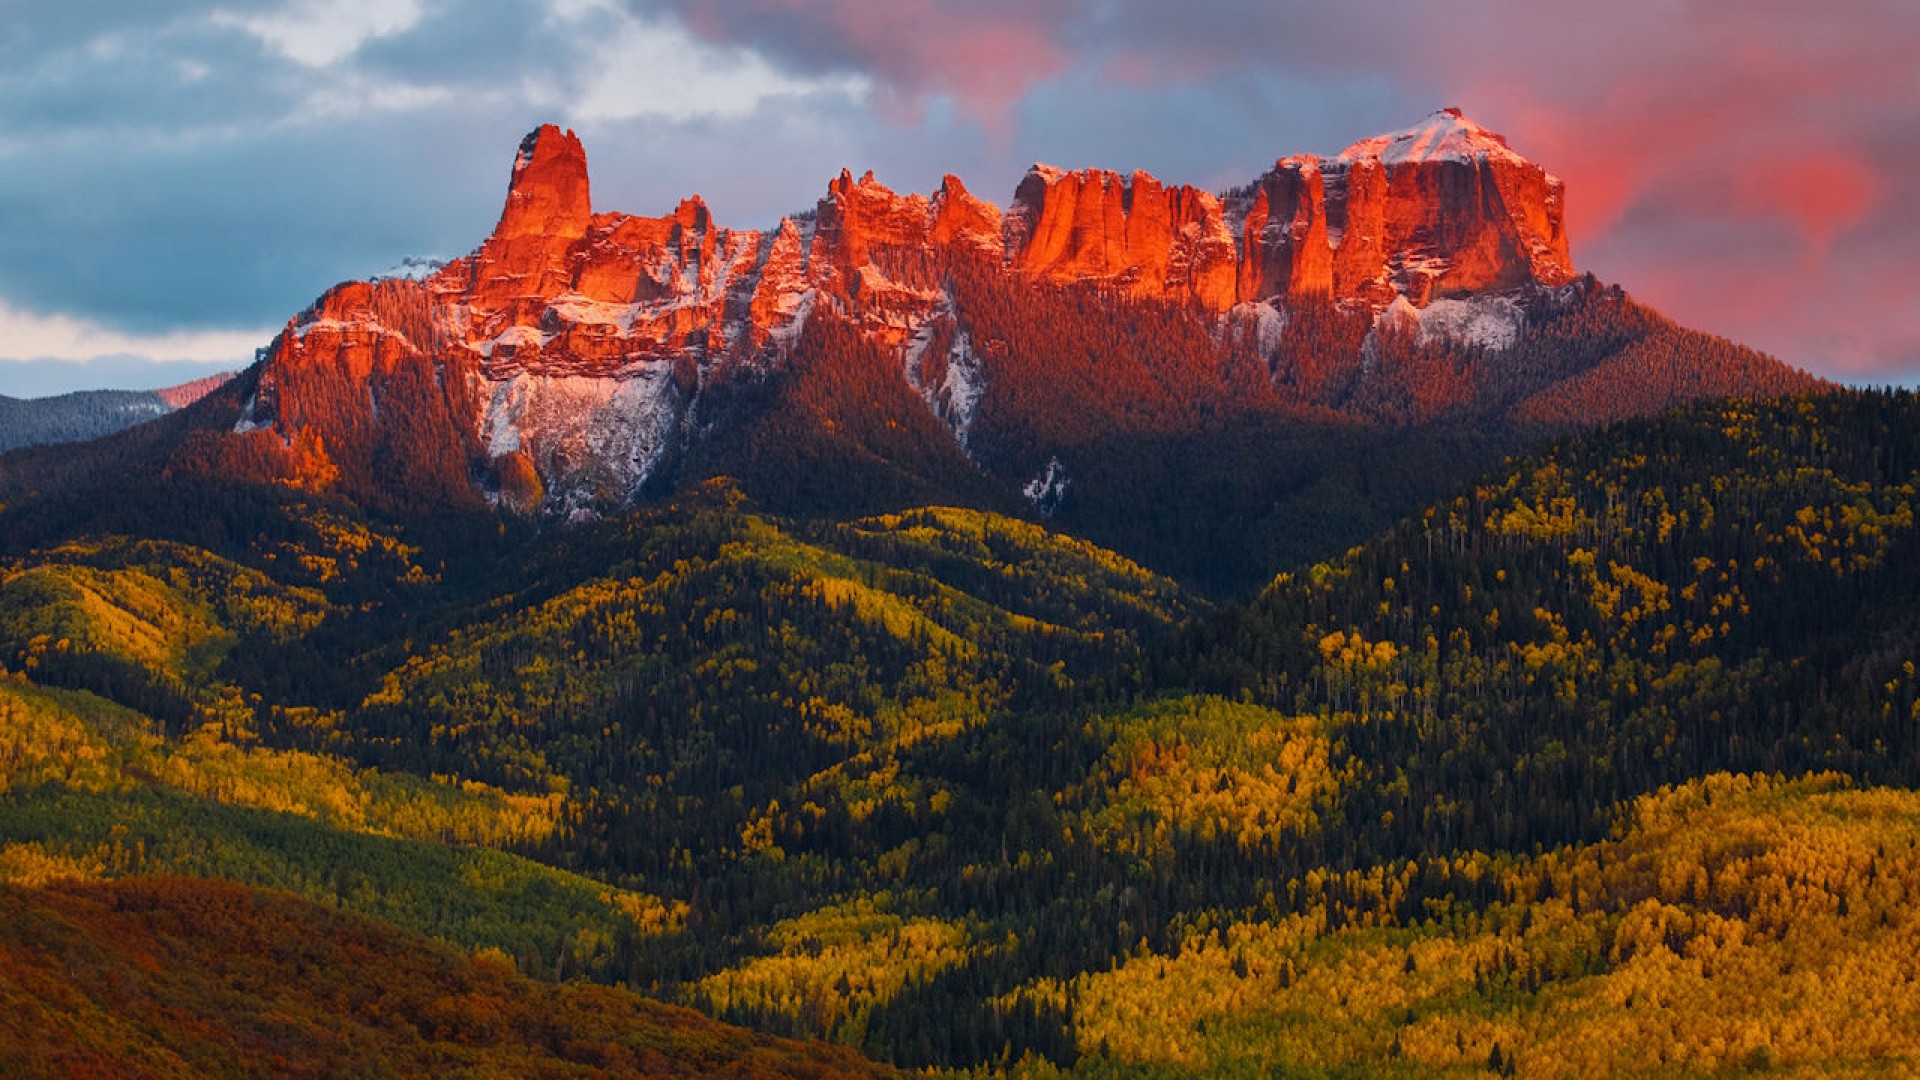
[547,294,633,329]
[479,369,683,514]
[373,256,447,282]
[1416,295,1525,351]
[770,291,816,349]
[1225,301,1289,358]
[479,324,545,358]
[904,315,987,448]
[1023,456,1071,518]
[1337,108,1531,171]
[232,393,268,434]
[937,332,986,444]
[1375,294,1524,352]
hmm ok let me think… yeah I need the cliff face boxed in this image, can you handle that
[1239,109,1573,306]
[996,109,1571,309]
[212,111,1599,515]
[1003,167,1239,309]
[468,124,592,319]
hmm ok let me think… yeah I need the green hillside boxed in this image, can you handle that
[2,389,1919,1074]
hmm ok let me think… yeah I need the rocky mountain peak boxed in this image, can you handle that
[1336,107,1532,170]
[205,112,1785,521]
[1245,109,1574,304]
[496,124,590,243]
[670,196,711,232]
[1003,164,1238,307]
[929,174,1002,252]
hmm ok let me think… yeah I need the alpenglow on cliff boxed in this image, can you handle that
[198,109,1800,517]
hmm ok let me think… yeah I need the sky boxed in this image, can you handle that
[1,0,1916,397]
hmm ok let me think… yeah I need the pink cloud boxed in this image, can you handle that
[1733,155,1884,258]
[1439,7,1913,375]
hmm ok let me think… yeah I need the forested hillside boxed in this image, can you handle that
[1182,392,1920,860]
[679,269,1820,595]
[0,875,892,1078]
[3,389,1919,1075]
[0,389,170,453]
[0,373,234,453]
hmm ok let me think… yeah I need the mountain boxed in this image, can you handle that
[0,113,1821,594]
[0,372,233,454]
[1225,106,1572,305]
[136,114,1812,546]
[4,105,1913,1079]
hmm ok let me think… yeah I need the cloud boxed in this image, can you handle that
[284,73,457,124]
[646,0,1076,132]
[0,299,271,365]
[211,0,424,68]
[551,1,868,123]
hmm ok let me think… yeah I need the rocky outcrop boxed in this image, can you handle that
[218,110,1590,514]
[465,125,592,323]
[1004,167,1238,308]
[809,171,947,348]
[928,175,1002,254]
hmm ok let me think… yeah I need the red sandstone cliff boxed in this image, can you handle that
[213,111,1595,512]
[1237,108,1575,306]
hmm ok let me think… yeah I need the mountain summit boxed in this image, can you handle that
[1339,107,1530,164]
[160,113,1811,532]
[1259,106,1574,303]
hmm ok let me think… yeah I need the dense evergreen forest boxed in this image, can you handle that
[0,373,234,454]
[680,270,1818,595]
[2,388,1918,1075]
[0,389,172,453]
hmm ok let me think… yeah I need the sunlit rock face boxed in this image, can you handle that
[1003,166,1240,309]
[222,111,1581,513]
[1239,109,1574,306]
[467,124,592,322]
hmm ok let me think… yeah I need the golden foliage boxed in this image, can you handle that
[1057,773,1920,1076]
[0,676,564,849]
[695,899,974,1042]
[1076,696,1335,854]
